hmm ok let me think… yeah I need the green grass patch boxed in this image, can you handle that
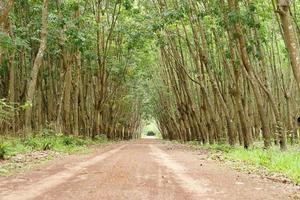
[0,132,109,159]
[207,144,300,185]
[0,133,109,176]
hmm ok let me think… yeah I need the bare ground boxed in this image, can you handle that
[0,139,299,200]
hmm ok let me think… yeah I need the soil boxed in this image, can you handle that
[0,139,299,200]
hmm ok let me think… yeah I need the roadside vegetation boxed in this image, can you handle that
[225,147,300,185]
[0,132,108,160]
[0,132,109,176]
[205,144,300,185]
[176,140,300,185]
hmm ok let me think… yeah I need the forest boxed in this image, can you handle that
[1,0,300,151]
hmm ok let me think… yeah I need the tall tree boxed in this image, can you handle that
[24,0,49,132]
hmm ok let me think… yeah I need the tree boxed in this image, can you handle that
[276,0,300,91]
[24,0,49,132]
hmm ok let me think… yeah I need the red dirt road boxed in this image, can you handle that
[0,139,299,200]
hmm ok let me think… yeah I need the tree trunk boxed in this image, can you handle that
[24,0,49,132]
[277,0,300,91]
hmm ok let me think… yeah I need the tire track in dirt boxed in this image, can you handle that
[0,145,126,200]
[150,144,213,199]
[0,140,299,200]
[36,140,189,200]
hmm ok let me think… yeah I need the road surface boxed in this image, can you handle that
[0,139,299,200]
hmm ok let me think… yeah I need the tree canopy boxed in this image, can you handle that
[0,0,300,149]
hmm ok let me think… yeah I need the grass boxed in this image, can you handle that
[207,144,300,185]
[0,132,109,176]
[0,131,109,159]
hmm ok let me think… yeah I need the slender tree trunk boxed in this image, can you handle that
[277,0,300,91]
[0,0,14,25]
[63,56,72,135]
[24,0,48,132]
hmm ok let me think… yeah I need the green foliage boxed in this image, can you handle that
[0,133,110,159]
[210,145,300,185]
[210,144,234,153]
[1,138,29,157]
[228,11,240,24]
[0,32,14,50]
[0,99,29,127]
[93,134,109,143]
[62,136,87,146]
[162,9,184,25]
[123,0,133,10]
[20,101,32,110]
[24,137,41,150]
[0,143,7,160]
[0,99,16,125]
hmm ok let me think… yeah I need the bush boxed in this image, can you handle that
[211,144,233,153]
[93,134,108,143]
[0,143,7,160]
[24,137,41,149]
[41,128,57,137]
[62,136,73,146]
[62,136,86,146]
[42,140,53,151]
[3,138,29,156]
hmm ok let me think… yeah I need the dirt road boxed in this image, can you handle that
[0,139,299,200]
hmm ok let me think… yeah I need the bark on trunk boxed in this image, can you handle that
[277,0,300,91]
[24,0,49,132]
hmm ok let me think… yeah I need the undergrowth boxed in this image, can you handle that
[0,131,109,160]
[207,144,300,185]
